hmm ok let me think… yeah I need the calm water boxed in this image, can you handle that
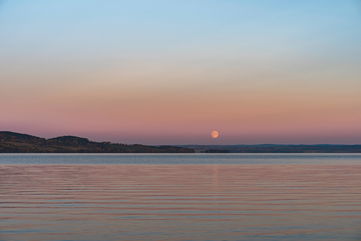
[1,154,361,241]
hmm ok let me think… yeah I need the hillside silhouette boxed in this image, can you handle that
[0,131,194,153]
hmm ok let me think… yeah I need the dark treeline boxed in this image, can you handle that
[0,131,194,153]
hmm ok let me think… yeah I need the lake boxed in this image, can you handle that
[1,154,361,241]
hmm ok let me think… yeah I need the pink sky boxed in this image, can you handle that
[1,1,361,144]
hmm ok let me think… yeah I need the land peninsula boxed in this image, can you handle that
[0,131,194,153]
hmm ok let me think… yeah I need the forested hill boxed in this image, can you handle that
[0,131,194,153]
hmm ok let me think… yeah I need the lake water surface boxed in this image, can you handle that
[1,154,361,241]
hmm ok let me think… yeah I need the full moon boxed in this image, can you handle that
[211,130,220,139]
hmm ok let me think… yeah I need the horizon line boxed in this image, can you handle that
[1,131,361,146]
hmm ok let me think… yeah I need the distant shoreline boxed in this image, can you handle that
[1,131,361,153]
[183,144,361,153]
[0,131,194,153]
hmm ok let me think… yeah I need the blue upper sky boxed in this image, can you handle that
[1,0,360,60]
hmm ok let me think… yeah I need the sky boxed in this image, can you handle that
[0,0,361,144]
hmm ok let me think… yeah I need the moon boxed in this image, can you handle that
[211,130,220,139]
